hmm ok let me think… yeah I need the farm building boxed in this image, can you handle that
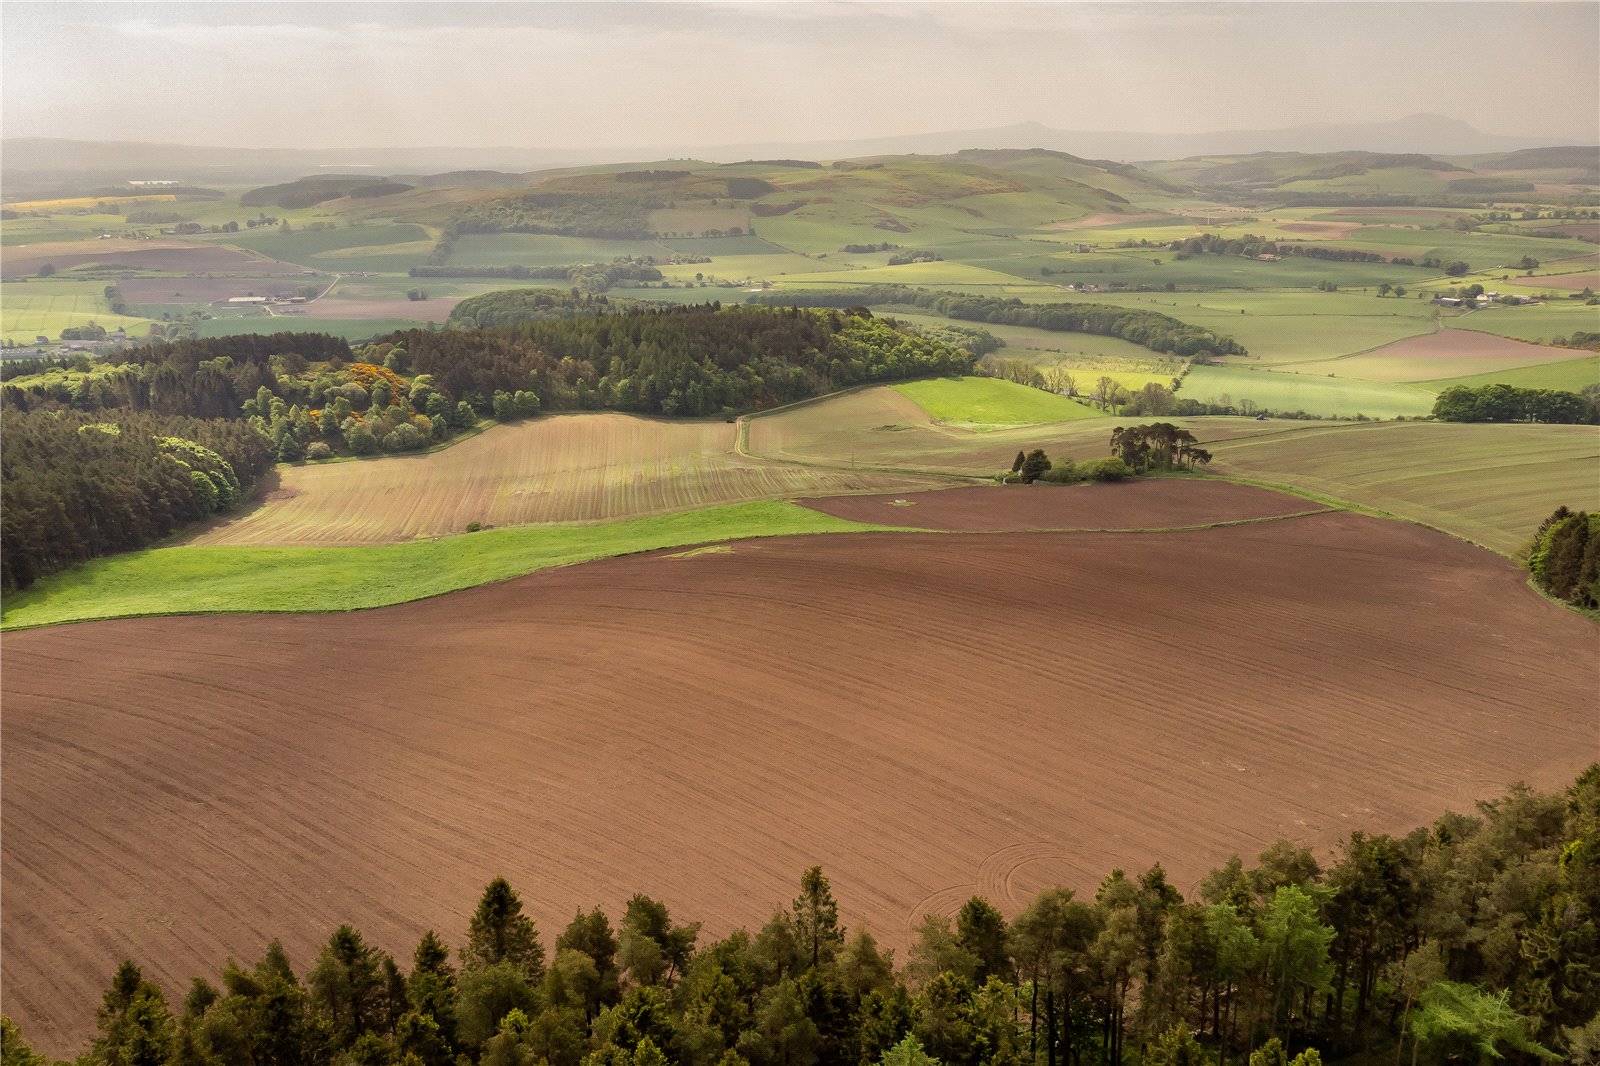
[227,296,269,304]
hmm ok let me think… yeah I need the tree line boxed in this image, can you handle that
[391,305,973,418]
[1431,384,1598,424]
[745,288,1247,359]
[6,768,1595,1066]
[0,410,273,590]
[411,260,665,293]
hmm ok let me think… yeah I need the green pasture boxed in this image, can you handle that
[1181,363,1437,418]
[771,260,1052,291]
[1454,304,1600,344]
[1,213,132,246]
[892,376,1102,429]
[221,223,434,272]
[1209,421,1600,555]
[1,501,899,631]
[446,233,676,267]
[1424,355,1600,392]
[1,280,156,342]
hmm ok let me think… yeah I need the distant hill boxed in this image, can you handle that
[5,115,1587,183]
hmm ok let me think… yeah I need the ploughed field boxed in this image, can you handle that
[190,412,943,545]
[5,505,1596,1054]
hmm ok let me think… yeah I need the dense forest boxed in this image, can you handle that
[0,410,273,590]
[745,288,1247,358]
[0,311,969,589]
[5,769,1595,1066]
[1527,506,1599,609]
[1431,384,1598,424]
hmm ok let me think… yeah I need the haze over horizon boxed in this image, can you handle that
[4,1,1597,154]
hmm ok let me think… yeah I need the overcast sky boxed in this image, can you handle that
[4,2,1596,149]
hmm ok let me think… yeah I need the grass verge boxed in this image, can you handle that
[1,502,905,631]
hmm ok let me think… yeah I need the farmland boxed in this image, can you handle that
[1207,421,1600,553]
[187,412,942,546]
[890,376,1102,428]
[1285,328,1587,382]
[1424,353,1600,392]
[0,280,156,342]
[1178,363,1439,418]
[4,509,1594,1052]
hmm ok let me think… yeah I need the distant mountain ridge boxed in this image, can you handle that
[3,114,1590,181]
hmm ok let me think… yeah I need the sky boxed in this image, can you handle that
[3,1,1597,150]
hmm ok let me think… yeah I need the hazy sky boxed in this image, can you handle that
[4,1,1597,149]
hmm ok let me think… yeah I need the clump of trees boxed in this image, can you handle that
[1005,448,1132,484]
[1432,384,1597,424]
[1110,423,1213,473]
[1527,506,1598,608]
[748,287,1247,358]
[414,258,665,293]
[9,769,1597,1066]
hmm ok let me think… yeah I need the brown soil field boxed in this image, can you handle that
[117,275,324,305]
[4,512,1594,1054]
[1289,328,1582,383]
[1,240,301,278]
[314,295,464,320]
[1505,270,1600,290]
[1277,220,1361,239]
[189,412,942,545]
[797,480,1317,531]
[1047,211,1170,231]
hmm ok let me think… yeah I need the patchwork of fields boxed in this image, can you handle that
[5,509,1594,1051]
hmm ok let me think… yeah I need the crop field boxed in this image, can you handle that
[1453,304,1600,344]
[1285,328,1578,382]
[1,239,299,278]
[188,413,942,546]
[891,376,1101,428]
[446,233,677,267]
[746,387,1268,473]
[0,281,155,342]
[797,480,1320,531]
[1424,354,1600,392]
[1180,363,1437,418]
[5,509,1595,1052]
[218,224,436,272]
[1208,421,1600,554]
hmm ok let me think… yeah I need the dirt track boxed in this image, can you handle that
[797,480,1318,530]
[4,512,1596,1053]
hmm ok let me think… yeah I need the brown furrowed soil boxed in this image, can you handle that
[4,512,1595,1053]
[189,412,943,545]
[1,241,300,278]
[797,480,1318,531]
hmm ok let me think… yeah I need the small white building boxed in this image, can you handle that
[227,296,269,304]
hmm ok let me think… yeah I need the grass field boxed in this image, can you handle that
[1424,354,1600,391]
[0,280,155,342]
[1453,304,1600,344]
[0,502,898,630]
[1208,421,1600,554]
[447,233,676,267]
[746,387,1271,474]
[217,224,435,272]
[190,412,939,545]
[1181,364,1438,418]
[891,376,1102,428]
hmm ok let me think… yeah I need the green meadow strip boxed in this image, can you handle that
[0,502,908,631]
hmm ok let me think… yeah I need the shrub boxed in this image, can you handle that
[1082,457,1133,482]
[1039,460,1079,484]
[304,441,334,461]
[383,423,427,452]
[345,423,379,455]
